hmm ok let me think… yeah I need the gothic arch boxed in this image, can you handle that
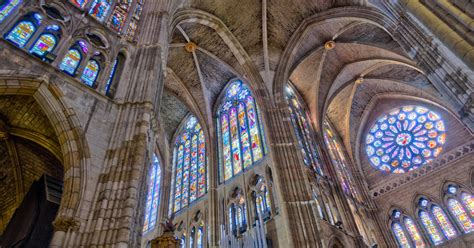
[0,76,91,228]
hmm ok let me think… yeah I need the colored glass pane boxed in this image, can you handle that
[6,21,35,48]
[197,130,206,196]
[419,210,443,245]
[70,0,88,8]
[246,96,263,162]
[230,107,242,175]
[105,58,117,93]
[448,199,473,233]
[181,139,191,208]
[366,105,446,174]
[174,144,183,212]
[189,134,198,202]
[180,234,186,248]
[218,81,266,182]
[238,103,252,169]
[286,85,323,175]
[197,225,204,248]
[78,40,88,54]
[323,119,360,199]
[126,1,143,41]
[432,206,457,239]
[30,34,56,57]
[171,116,206,212]
[461,192,474,216]
[221,114,232,181]
[404,218,426,247]
[109,0,131,33]
[143,154,161,233]
[89,0,111,21]
[81,60,100,87]
[0,0,21,23]
[59,49,81,75]
[392,223,411,248]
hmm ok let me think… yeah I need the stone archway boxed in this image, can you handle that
[0,77,91,246]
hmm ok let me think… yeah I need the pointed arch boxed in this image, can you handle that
[215,79,267,183]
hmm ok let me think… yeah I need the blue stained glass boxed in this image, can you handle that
[5,21,35,48]
[30,33,56,57]
[218,80,266,182]
[46,25,59,31]
[105,58,117,93]
[59,49,81,75]
[143,154,161,233]
[89,0,111,22]
[0,0,22,23]
[81,60,100,87]
[197,225,204,248]
[366,105,446,174]
[171,115,207,213]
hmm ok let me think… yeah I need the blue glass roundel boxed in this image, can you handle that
[365,105,446,174]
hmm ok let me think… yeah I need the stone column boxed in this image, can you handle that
[79,1,174,246]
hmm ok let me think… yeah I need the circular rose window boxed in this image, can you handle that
[365,105,446,173]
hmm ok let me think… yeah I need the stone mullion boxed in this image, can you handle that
[264,105,323,247]
[313,134,363,240]
[382,1,474,129]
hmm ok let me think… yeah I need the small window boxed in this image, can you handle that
[59,49,82,76]
[5,20,36,48]
[80,59,100,87]
[88,0,111,22]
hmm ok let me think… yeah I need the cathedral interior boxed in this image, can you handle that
[0,0,473,247]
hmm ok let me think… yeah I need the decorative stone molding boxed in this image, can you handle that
[53,217,81,232]
[184,42,197,53]
[370,140,474,199]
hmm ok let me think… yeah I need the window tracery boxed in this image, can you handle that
[5,13,42,48]
[323,119,359,200]
[80,59,100,87]
[418,197,457,245]
[170,115,207,213]
[390,209,426,248]
[366,105,446,174]
[228,189,247,236]
[285,84,323,175]
[444,184,473,234]
[217,80,267,182]
[29,25,61,59]
[252,176,271,220]
[143,154,161,233]
[59,40,88,76]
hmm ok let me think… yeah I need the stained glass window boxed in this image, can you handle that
[143,154,161,233]
[59,49,82,75]
[447,199,473,233]
[461,192,474,216]
[125,0,144,41]
[70,0,88,8]
[89,0,111,21]
[5,21,36,48]
[81,60,100,87]
[105,58,117,93]
[0,0,21,23]
[392,223,411,248]
[284,84,323,175]
[30,33,57,57]
[431,205,457,239]
[323,119,359,199]
[180,234,186,248]
[404,217,426,247]
[197,224,204,248]
[419,210,443,245]
[109,0,131,33]
[217,80,266,182]
[170,115,207,213]
[366,105,446,174]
